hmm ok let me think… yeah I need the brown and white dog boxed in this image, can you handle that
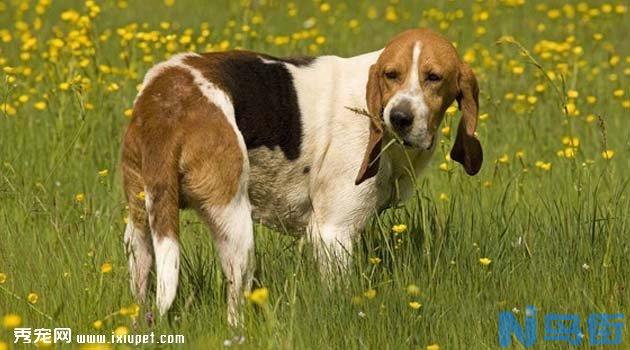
[121,28,482,325]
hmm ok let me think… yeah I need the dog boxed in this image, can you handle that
[121,28,483,325]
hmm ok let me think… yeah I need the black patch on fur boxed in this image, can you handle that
[186,52,312,161]
[263,54,315,67]
[303,166,311,174]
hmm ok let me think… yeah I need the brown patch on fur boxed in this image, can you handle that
[121,65,243,238]
[451,63,483,174]
[121,125,149,232]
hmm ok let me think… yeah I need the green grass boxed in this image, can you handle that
[1,0,629,349]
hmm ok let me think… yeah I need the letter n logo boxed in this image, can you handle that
[499,305,537,348]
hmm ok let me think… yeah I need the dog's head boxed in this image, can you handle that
[356,28,483,185]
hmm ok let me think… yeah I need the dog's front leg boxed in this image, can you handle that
[307,220,355,275]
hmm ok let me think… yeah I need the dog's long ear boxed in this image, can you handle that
[451,63,483,175]
[355,64,384,185]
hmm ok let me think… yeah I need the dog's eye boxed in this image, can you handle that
[426,73,442,82]
[384,70,399,80]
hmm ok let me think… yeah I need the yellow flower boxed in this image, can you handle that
[367,6,378,19]
[59,82,70,91]
[441,126,450,136]
[409,301,422,310]
[124,108,133,118]
[119,303,139,318]
[439,162,449,171]
[601,150,614,160]
[392,224,407,234]
[565,102,579,116]
[3,313,22,329]
[60,10,80,22]
[114,326,129,336]
[562,136,579,147]
[427,345,440,350]
[136,191,146,200]
[483,180,492,188]
[613,89,624,98]
[567,89,579,98]
[163,0,175,6]
[98,65,112,74]
[563,147,576,158]
[479,257,492,266]
[535,161,552,171]
[446,105,458,114]
[406,284,421,296]
[527,96,537,105]
[535,83,546,93]
[34,101,46,110]
[92,320,103,329]
[246,287,269,305]
[28,292,38,304]
[438,193,449,201]
[0,273,6,284]
[385,6,398,22]
[0,341,8,350]
[497,154,509,163]
[586,95,597,104]
[315,36,326,45]
[98,169,109,177]
[547,9,561,19]
[363,289,377,299]
[100,262,113,273]
[609,55,620,66]
[75,193,85,202]
[1,103,17,116]
[319,2,330,12]
[369,257,381,265]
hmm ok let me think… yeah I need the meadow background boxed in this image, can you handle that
[0,0,629,349]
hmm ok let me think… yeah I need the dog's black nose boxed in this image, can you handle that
[390,109,413,131]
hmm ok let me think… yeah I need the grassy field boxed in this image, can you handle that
[1,0,629,349]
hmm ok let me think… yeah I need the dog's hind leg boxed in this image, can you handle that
[181,121,254,326]
[122,129,154,305]
[175,78,254,327]
[143,155,181,317]
[135,123,182,317]
[201,193,254,327]
[124,219,153,303]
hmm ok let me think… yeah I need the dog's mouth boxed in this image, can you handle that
[402,139,415,148]
[401,135,434,151]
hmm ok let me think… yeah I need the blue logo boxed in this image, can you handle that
[499,305,624,347]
